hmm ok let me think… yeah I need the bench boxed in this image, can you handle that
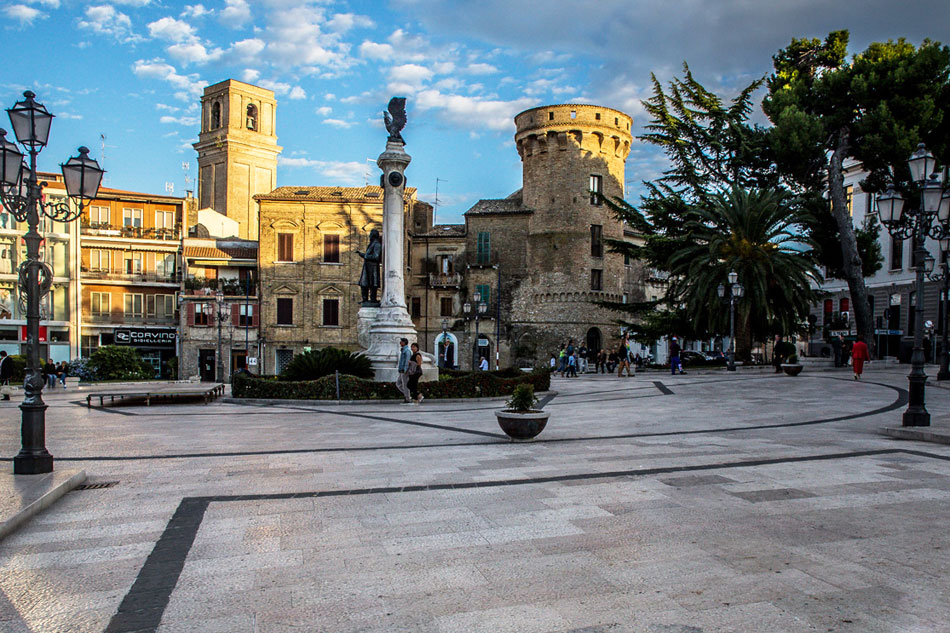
[86,384,225,408]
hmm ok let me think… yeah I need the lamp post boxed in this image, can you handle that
[464,291,487,370]
[214,290,226,383]
[0,91,103,474]
[717,271,744,372]
[440,318,448,368]
[876,143,950,427]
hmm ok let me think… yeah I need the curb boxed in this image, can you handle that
[0,469,87,542]
[223,390,558,407]
[880,426,950,446]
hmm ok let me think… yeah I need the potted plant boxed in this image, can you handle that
[781,353,804,376]
[495,383,549,440]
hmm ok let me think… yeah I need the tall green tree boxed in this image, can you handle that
[668,187,822,358]
[764,31,950,345]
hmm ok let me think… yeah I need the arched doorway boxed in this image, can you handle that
[476,334,491,369]
[434,332,459,369]
[586,327,603,354]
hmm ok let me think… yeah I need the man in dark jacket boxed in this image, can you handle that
[670,337,685,375]
[0,350,13,400]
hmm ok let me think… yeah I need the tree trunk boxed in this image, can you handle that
[828,128,874,350]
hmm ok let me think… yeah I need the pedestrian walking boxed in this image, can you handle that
[408,343,424,403]
[0,350,12,400]
[832,334,843,368]
[479,356,489,371]
[670,337,685,375]
[851,335,870,380]
[567,352,577,377]
[597,349,607,374]
[395,338,412,403]
[617,333,633,377]
[557,345,567,375]
[578,344,588,374]
[549,353,557,370]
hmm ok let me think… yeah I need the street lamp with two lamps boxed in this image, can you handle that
[0,91,104,474]
[202,290,231,383]
[717,271,744,372]
[463,291,488,370]
[876,143,950,427]
[926,236,950,381]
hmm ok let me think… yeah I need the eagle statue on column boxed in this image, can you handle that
[383,97,407,144]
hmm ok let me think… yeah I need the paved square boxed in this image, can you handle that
[2,370,950,632]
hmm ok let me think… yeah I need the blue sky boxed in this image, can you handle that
[2,0,947,224]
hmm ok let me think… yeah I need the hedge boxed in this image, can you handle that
[232,367,551,400]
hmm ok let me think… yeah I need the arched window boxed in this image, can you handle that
[246,104,258,131]
[210,102,221,129]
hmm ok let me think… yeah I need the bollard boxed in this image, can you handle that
[335,370,340,400]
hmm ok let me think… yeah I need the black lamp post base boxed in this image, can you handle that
[13,451,53,475]
[902,407,931,427]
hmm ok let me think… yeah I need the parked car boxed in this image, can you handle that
[680,350,711,365]
[705,350,727,361]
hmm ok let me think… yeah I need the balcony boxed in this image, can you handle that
[184,276,257,296]
[464,250,499,268]
[429,272,463,287]
[81,268,180,284]
[81,224,180,241]
[84,314,177,325]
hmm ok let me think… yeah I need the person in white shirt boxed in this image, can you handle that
[479,357,489,371]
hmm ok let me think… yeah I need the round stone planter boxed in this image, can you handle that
[781,363,804,376]
[495,410,549,441]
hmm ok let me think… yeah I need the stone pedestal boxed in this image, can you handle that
[356,306,379,349]
[362,138,437,382]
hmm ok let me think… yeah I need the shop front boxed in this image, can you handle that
[112,327,177,377]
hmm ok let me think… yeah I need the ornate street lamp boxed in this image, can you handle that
[717,271,744,371]
[876,143,950,427]
[928,238,950,381]
[464,290,488,370]
[215,290,226,383]
[0,91,103,474]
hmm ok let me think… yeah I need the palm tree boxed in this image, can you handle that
[668,186,821,359]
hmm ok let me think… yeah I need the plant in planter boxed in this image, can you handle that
[781,353,804,376]
[495,383,549,440]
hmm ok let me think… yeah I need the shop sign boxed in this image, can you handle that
[247,357,258,366]
[114,328,176,347]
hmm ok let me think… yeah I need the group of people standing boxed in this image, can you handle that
[551,334,649,378]
[832,334,870,380]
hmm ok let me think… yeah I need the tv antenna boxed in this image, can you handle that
[182,161,192,196]
[434,177,447,225]
[99,133,116,186]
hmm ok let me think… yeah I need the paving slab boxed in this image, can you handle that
[0,469,86,541]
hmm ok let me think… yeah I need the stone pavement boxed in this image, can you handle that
[1,369,950,632]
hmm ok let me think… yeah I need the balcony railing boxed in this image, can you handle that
[81,268,180,283]
[464,250,499,268]
[81,224,180,240]
[184,276,257,296]
[429,272,463,287]
[83,314,177,324]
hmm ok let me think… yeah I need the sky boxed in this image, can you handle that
[2,0,948,225]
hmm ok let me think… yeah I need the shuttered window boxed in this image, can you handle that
[322,299,339,326]
[277,298,293,325]
[476,232,490,265]
[323,234,340,263]
[277,233,294,262]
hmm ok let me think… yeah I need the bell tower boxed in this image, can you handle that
[193,79,281,240]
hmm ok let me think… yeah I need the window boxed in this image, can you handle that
[323,234,340,263]
[146,294,175,319]
[595,112,601,121]
[194,303,211,326]
[277,233,294,262]
[624,251,630,266]
[475,284,490,305]
[124,293,143,318]
[590,175,603,205]
[211,102,221,129]
[239,304,254,326]
[90,205,110,225]
[89,249,109,271]
[277,298,293,325]
[845,185,854,216]
[590,224,603,258]
[570,110,576,119]
[322,298,339,326]
[891,236,904,270]
[440,297,453,317]
[840,298,849,313]
[411,297,421,318]
[81,335,98,358]
[476,231,490,265]
[276,349,294,373]
[591,269,603,291]
[246,104,258,131]
[91,292,111,317]
[156,253,176,278]
[548,111,554,121]
[124,253,143,274]
[439,255,454,274]
[122,208,143,228]
[155,210,175,230]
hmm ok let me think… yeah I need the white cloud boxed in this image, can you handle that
[181,4,211,19]
[3,4,44,25]
[415,89,535,131]
[229,38,266,62]
[25,0,59,6]
[110,0,152,6]
[160,115,198,126]
[147,17,196,43]
[77,5,137,42]
[156,103,180,112]
[389,63,433,88]
[57,112,83,120]
[465,63,498,75]
[326,12,373,32]
[168,42,222,65]
[358,41,393,60]
[315,106,332,116]
[278,157,366,185]
[242,68,260,82]
[132,58,205,101]
[322,118,353,128]
[288,86,307,100]
[219,0,250,28]
[257,79,306,100]
[324,93,335,101]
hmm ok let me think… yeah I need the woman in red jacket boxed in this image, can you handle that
[851,335,870,380]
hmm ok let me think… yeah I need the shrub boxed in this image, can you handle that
[279,347,374,381]
[233,367,551,401]
[506,383,538,412]
[68,358,97,382]
[166,356,179,380]
[87,345,153,381]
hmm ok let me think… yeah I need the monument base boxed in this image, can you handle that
[356,306,379,350]
[364,306,437,383]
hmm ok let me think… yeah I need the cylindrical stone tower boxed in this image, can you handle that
[512,104,632,355]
